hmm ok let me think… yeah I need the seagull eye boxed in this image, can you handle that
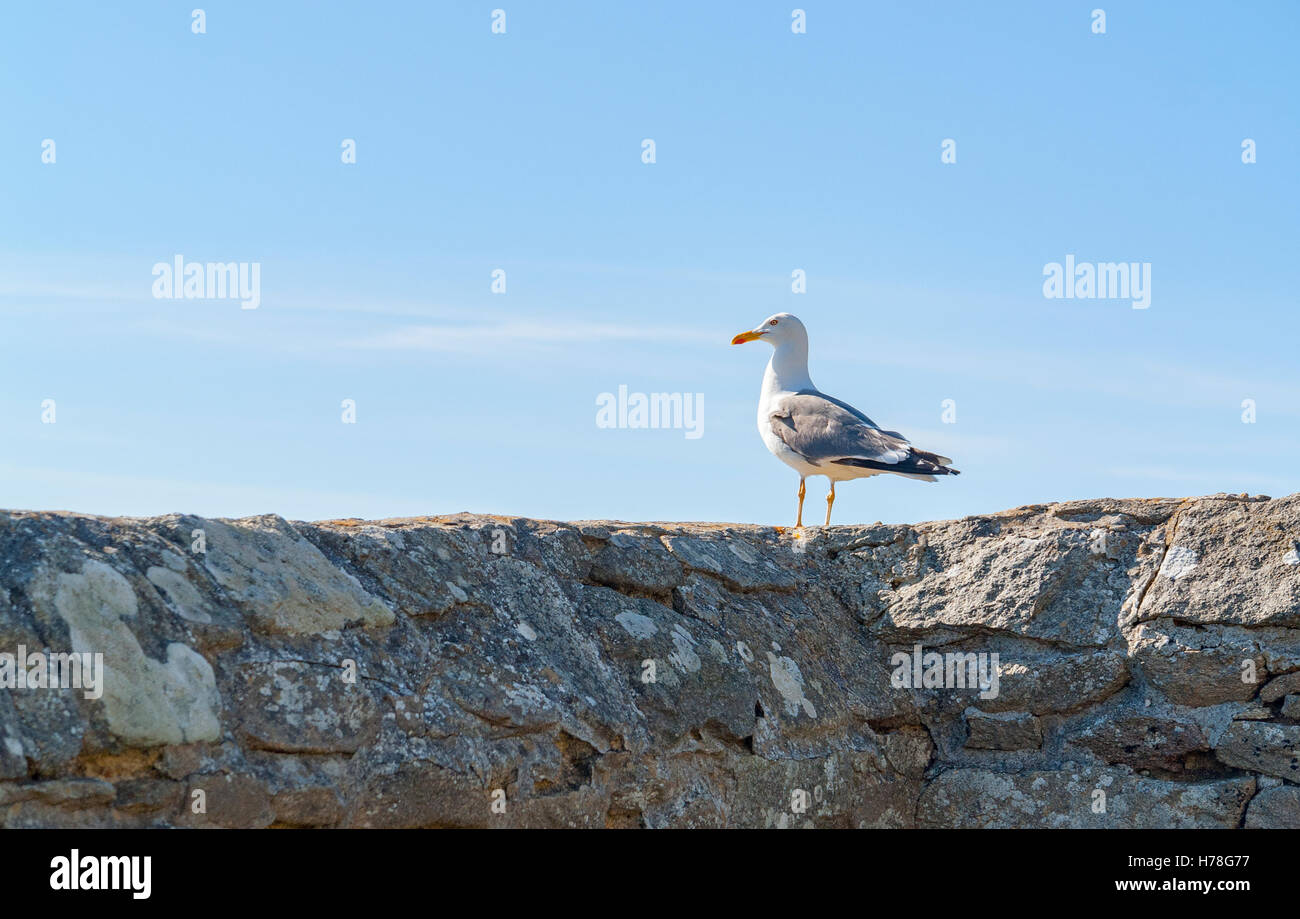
[769,319,778,326]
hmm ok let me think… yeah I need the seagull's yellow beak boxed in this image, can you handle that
[731,329,763,345]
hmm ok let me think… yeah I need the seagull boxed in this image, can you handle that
[731,312,959,528]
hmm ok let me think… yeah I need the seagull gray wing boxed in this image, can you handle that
[768,391,957,476]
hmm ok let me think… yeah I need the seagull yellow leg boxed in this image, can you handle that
[825,481,835,527]
[795,478,806,529]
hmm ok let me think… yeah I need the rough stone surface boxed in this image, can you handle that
[1214,722,1300,781]
[964,709,1042,751]
[1282,695,1300,721]
[1,494,1298,828]
[1245,785,1300,828]
[1068,715,1211,775]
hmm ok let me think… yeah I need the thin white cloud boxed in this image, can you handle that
[346,318,720,352]
[1104,465,1292,491]
[0,463,398,520]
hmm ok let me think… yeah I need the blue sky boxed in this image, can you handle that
[2,1,1297,526]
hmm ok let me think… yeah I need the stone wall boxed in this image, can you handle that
[2,494,1299,827]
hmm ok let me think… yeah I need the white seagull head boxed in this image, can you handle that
[729,312,808,349]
